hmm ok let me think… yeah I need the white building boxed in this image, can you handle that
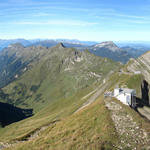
[114,88,136,107]
[134,71,141,74]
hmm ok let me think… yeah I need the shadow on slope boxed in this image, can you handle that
[0,102,33,127]
[134,80,150,121]
[136,80,150,108]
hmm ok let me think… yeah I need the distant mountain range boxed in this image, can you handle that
[0,39,31,50]
[0,39,97,51]
[0,39,149,64]
[116,41,150,49]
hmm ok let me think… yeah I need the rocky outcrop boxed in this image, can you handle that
[54,42,66,49]
[127,51,150,84]
[105,98,150,149]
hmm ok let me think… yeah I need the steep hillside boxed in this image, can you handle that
[120,53,150,120]
[121,46,146,58]
[1,44,150,150]
[0,43,48,88]
[1,68,150,150]
[89,41,132,63]
[1,43,120,112]
[0,43,122,148]
[4,98,119,150]
[126,50,150,84]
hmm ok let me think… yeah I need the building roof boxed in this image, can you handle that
[115,88,136,94]
[122,88,135,94]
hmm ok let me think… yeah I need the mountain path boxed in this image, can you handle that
[104,97,150,150]
[119,69,134,75]
[75,82,110,113]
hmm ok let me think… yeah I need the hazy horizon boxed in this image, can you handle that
[0,0,150,41]
[1,38,150,43]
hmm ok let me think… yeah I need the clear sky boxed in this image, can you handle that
[0,0,150,41]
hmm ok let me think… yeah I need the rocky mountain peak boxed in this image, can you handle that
[55,42,65,49]
[94,41,121,52]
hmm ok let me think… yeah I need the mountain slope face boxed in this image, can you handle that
[0,43,48,88]
[1,43,120,112]
[121,46,148,58]
[2,64,150,150]
[0,43,121,147]
[126,51,150,84]
[89,41,132,63]
[125,51,150,108]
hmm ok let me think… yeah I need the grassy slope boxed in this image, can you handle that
[5,71,150,150]
[6,97,118,150]
[2,47,120,113]
[1,45,149,149]
[0,45,120,142]
[1,68,149,150]
[0,86,94,142]
[0,44,48,88]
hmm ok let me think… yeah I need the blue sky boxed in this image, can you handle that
[0,0,150,41]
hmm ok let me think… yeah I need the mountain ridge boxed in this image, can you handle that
[1,43,120,112]
[1,39,148,64]
[126,50,150,84]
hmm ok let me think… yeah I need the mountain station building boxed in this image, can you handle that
[114,88,136,108]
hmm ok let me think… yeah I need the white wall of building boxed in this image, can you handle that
[114,89,120,97]
[113,88,136,106]
[116,93,131,105]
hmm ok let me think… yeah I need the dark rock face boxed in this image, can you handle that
[141,80,149,106]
